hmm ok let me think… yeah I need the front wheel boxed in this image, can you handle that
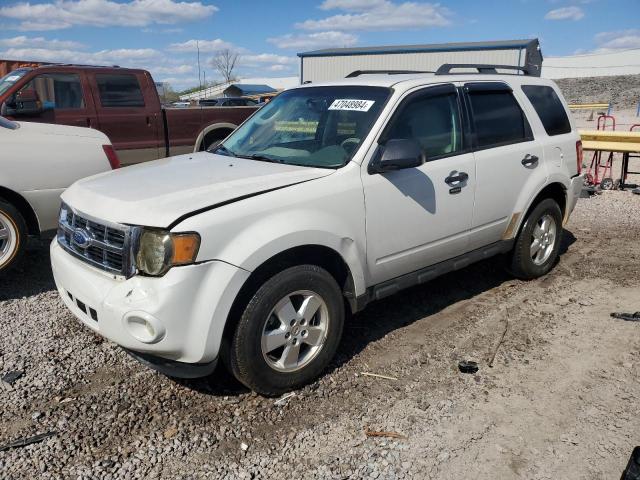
[0,201,27,273]
[509,198,563,280]
[226,265,345,396]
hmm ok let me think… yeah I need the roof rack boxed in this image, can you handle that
[435,64,530,76]
[346,69,434,78]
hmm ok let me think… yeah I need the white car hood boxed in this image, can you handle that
[62,152,334,228]
[16,121,108,141]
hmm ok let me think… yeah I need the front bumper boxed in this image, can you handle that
[51,238,250,366]
[564,174,585,224]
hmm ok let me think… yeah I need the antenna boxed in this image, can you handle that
[197,40,202,93]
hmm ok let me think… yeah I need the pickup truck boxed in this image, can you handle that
[0,65,257,165]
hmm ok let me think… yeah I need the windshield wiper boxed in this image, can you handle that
[238,154,283,164]
[211,144,237,157]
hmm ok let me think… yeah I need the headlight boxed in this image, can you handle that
[135,229,200,276]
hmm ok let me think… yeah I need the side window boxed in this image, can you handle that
[96,74,145,107]
[467,87,532,149]
[522,85,571,136]
[18,73,84,110]
[384,90,463,159]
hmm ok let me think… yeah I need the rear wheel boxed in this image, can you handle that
[509,198,563,280]
[225,265,345,396]
[0,201,27,273]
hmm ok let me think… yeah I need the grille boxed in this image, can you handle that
[57,204,134,276]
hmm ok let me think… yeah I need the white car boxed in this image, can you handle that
[51,66,584,395]
[0,116,117,271]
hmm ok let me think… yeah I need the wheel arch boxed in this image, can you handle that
[221,244,358,342]
[510,182,568,240]
[193,122,237,152]
[0,186,40,235]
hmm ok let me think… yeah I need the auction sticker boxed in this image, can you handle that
[328,99,375,112]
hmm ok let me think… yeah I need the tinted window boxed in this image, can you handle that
[468,89,531,148]
[522,85,571,136]
[96,74,145,107]
[19,73,84,109]
[384,90,463,159]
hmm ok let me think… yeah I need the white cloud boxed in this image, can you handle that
[268,31,358,50]
[168,38,237,53]
[0,0,217,31]
[0,46,161,65]
[240,53,297,66]
[544,6,584,21]
[0,35,85,50]
[319,0,388,11]
[593,29,640,51]
[296,0,451,31]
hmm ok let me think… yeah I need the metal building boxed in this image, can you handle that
[298,39,542,83]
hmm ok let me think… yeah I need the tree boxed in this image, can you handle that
[211,49,239,84]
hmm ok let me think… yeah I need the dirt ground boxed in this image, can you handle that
[1,188,639,479]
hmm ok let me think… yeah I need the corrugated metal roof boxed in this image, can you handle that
[225,84,278,94]
[298,39,538,58]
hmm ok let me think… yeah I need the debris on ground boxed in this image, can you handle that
[611,312,640,322]
[274,392,295,406]
[488,312,510,368]
[364,429,407,440]
[1,370,24,385]
[458,360,479,374]
[360,372,398,381]
[0,432,56,452]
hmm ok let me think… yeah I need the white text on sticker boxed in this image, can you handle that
[328,99,375,112]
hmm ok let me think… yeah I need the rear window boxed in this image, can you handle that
[96,74,145,107]
[522,85,572,136]
[467,87,532,149]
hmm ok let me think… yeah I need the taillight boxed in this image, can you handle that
[575,140,583,175]
[102,145,120,169]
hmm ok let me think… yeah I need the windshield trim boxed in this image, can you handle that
[217,85,393,170]
[0,68,29,96]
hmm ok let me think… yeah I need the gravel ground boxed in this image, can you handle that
[1,190,639,479]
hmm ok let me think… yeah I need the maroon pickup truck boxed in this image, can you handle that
[0,65,257,165]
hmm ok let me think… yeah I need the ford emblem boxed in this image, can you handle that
[72,228,92,249]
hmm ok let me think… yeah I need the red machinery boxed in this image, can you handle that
[584,115,616,190]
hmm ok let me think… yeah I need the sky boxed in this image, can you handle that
[0,0,638,90]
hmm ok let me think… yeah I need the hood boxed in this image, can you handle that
[62,152,334,228]
[15,121,109,141]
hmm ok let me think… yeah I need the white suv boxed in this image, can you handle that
[51,66,584,395]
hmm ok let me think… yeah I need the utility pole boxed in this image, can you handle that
[197,40,202,94]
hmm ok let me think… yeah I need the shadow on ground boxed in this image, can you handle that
[0,245,55,301]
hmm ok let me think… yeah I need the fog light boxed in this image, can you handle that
[123,311,166,344]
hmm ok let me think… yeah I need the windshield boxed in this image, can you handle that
[214,86,391,168]
[0,69,29,96]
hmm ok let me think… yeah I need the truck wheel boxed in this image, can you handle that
[509,198,563,280]
[0,201,27,273]
[226,265,345,396]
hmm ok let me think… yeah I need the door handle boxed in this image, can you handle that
[86,117,91,127]
[445,171,469,185]
[521,154,539,167]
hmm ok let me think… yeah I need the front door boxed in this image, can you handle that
[362,84,476,284]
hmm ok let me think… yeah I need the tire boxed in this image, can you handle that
[509,198,563,280]
[0,200,27,273]
[226,265,345,396]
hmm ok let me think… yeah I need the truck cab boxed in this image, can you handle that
[0,65,257,165]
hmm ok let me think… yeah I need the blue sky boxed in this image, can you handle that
[0,0,638,90]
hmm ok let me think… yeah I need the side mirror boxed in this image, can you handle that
[368,138,425,174]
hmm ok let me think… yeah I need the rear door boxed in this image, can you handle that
[464,82,546,250]
[89,71,162,165]
[362,83,476,284]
